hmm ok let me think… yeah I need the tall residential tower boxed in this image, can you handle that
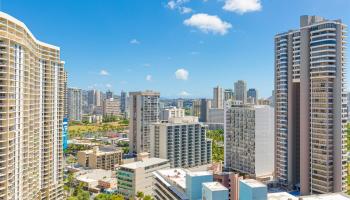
[67,88,82,121]
[234,80,247,103]
[0,12,65,200]
[275,15,347,194]
[213,86,224,109]
[129,91,160,154]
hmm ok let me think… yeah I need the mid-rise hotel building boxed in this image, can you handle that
[0,12,65,199]
[150,116,212,168]
[275,15,347,194]
[224,105,274,179]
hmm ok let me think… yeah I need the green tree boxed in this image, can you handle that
[136,191,144,199]
[143,195,153,200]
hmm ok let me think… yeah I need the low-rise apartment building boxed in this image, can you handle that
[77,146,123,170]
[117,155,170,198]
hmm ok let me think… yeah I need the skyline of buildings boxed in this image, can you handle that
[0,8,349,200]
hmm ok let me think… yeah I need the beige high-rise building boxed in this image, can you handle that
[275,15,347,194]
[213,86,224,109]
[129,91,160,154]
[0,12,65,200]
[191,99,201,117]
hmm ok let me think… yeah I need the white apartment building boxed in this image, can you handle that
[224,105,274,178]
[150,116,212,168]
[0,12,65,200]
[160,107,185,121]
[129,91,160,154]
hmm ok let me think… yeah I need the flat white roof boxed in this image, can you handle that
[203,182,228,191]
[120,158,168,170]
[156,168,187,189]
[76,169,114,183]
[301,193,350,200]
[240,179,266,188]
[268,192,298,200]
[187,171,212,177]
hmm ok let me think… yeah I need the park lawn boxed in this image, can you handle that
[68,121,128,138]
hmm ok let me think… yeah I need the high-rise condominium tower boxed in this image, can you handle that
[275,15,347,194]
[120,90,127,113]
[213,86,224,109]
[129,91,160,154]
[199,99,211,122]
[234,80,247,103]
[67,88,82,121]
[0,12,65,200]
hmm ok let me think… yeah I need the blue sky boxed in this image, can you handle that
[3,0,350,98]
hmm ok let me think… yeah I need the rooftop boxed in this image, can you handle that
[240,179,266,188]
[120,157,168,170]
[76,169,114,183]
[156,168,187,189]
[187,170,213,177]
[203,182,228,191]
[301,193,350,200]
[268,192,298,200]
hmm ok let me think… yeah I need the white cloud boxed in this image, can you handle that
[167,0,189,9]
[175,68,189,80]
[223,0,262,14]
[144,63,151,67]
[146,75,152,81]
[167,0,192,14]
[106,83,112,88]
[184,13,232,35]
[100,70,109,76]
[180,7,193,14]
[167,1,177,9]
[130,39,140,44]
[179,91,191,96]
[190,51,200,55]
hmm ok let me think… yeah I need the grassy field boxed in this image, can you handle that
[68,120,128,138]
